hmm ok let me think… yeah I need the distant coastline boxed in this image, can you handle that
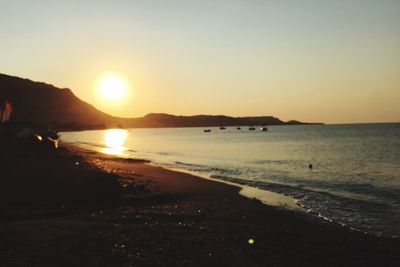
[0,73,323,131]
[54,113,324,131]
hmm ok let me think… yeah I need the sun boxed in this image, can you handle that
[99,75,127,101]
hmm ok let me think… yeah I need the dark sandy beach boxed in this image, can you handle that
[0,142,399,266]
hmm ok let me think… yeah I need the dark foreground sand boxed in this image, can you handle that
[0,143,399,266]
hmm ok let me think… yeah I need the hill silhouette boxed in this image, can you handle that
[0,73,121,130]
[0,73,319,130]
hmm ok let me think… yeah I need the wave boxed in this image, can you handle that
[192,169,400,238]
[278,177,400,205]
[175,161,205,168]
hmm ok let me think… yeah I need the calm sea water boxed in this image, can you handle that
[60,123,400,238]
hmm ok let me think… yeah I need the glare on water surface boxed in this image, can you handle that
[102,129,128,155]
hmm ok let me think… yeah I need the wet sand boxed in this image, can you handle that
[0,143,399,266]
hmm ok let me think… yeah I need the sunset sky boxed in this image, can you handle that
[1,0,399,123]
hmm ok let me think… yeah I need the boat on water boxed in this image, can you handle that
[220,127,226,130]
[236,127,241,130]
[249,127,256,131]
[204,129,211,132]
[261,127,268,131]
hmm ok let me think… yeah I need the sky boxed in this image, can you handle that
[0,0,399,123]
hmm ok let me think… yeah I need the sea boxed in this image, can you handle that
[60,123,400,238]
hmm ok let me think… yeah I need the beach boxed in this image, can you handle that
[1,143,399,266]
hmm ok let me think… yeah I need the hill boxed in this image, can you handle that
[0,73,320,130]
[0,73,123,130]
[133,113,285,127]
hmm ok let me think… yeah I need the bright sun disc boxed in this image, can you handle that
[100,75,126,101]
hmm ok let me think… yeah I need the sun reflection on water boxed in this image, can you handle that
[102,129,128,155]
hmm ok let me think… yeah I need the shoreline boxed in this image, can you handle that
[147,163,397,239]
[70,141,304,211]
[155,164,304,212]
[67,141,381,237]
[1,142,399,266]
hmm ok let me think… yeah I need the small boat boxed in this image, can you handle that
[261,127,268,131]
[236,127,241,130]
[220,127,226,130]
[249,127,256,131]
[203,129,211,132]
